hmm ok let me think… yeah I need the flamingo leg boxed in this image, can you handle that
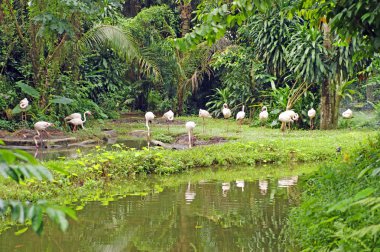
[33,130,40,148]
[188,131,192,148]
[202,117,205,134]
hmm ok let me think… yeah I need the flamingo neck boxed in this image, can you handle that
[242,106,245,112]
[83,112,87,123]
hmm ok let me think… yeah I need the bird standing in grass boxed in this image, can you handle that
[67,111,91,131]
[308,108,316,129]
[342,109,353,119]
[19,98,29,122]
[162,110,174,132]
[259,106,269,126]
[222,103,231,131]
[145,112,155,138]
[185,121,196,148]
[65,111,91,131]
[283,110,299,130]
[65,111,91,121]
[278,111,294,133]
[236,105,245,132]
[199,109,211,133]
[33,121,54,149]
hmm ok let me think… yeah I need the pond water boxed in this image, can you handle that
[32,138,147,161]
[0,172,300,251]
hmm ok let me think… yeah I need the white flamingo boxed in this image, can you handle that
[19,98,29,121]
[259,106,269,126]
[236,105,245,132]
[199,109,212,133]
[33,121,54,149]
[67,111,91,131]
[308,108,316,129]
[185,121,196,148]
[65,111,91,121]
[279,111,294,133]
[283,110,299,130]
[145,112,155,138]
[162,110,174,132]
[222,103,232,131]
[342,109,353,119]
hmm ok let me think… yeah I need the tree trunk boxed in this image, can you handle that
[122,0,142,17]
[320,79,340,129]
[180,3,192,37]
[177,84,184,115]
[320,19,339,129]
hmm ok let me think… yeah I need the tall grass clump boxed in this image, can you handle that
[287,135,380,251]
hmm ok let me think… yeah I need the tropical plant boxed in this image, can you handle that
[0,145,76,235]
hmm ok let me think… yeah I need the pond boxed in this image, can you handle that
[32,138,148,161]
[0,166,302,251]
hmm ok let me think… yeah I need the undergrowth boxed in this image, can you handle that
[287,135,380,251]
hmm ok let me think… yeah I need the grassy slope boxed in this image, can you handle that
[287,135,380,251]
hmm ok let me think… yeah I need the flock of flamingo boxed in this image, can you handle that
[17,98,354,149]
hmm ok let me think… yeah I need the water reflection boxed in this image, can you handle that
[278,176,298,188]
[259,180,269,195]
[31,139,147,161]
[235,180,245,192]
[221,182,230,197]
[0,177,300,251]
[185,181,196,204]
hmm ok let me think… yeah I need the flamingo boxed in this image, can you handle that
[283,110,299,130]
[67,111,91,131]
[259,106,269,126]
[308,108,316,129]
[145,112,155,138]
[342,109,353,119]
[33,121,54,149]
[222,103,232,131]
[199,109,211,133]
[279,111,294,133]
[19,98,29,121]
[236,105,245,132]
[65,111,91,121]
[185,121,196,148]
[162,110,174,132]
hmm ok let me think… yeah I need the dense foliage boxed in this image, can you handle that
[288,135,380,250]
[1,0,379,131]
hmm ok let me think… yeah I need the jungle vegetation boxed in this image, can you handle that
[0,0,379,249]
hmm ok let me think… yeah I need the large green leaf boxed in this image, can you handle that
[16,82,40,99]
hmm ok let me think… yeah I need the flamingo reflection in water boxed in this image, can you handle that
[259,180,268,195]
[222,182,230,197]
[277,176,298,188]
[185,182,196,204]
[236,180,245,192]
